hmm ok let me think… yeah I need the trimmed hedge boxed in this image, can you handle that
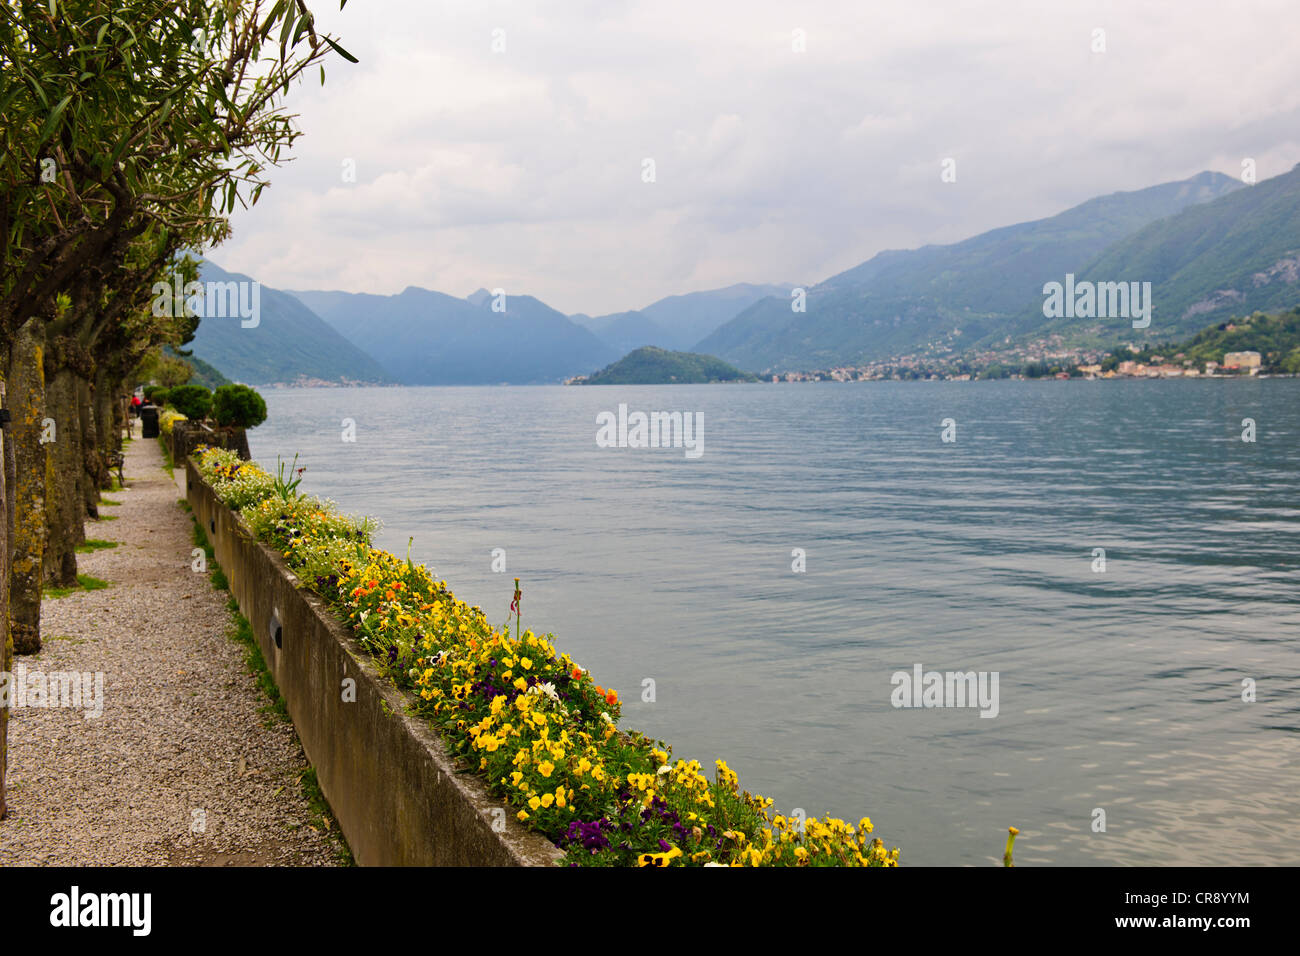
[168,383,212,420]
[212,383,267,429]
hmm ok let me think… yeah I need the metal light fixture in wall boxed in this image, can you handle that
[269,608,283,649]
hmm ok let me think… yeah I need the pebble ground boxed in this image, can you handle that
[0,430,345,866]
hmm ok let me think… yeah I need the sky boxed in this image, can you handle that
[216,0,1300,316]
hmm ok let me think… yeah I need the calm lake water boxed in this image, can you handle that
[249,379,1300,866]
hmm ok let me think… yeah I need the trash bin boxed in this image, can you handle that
[140,404,159,438]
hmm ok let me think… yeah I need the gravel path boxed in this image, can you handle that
[0,431,345,866]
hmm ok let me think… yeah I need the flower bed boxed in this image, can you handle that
[158,408,187,437]
[194,446,899,867]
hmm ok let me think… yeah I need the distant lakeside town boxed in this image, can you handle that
[774,346,1272,383]
[564,309,1300,386]
[767,310,1300,383]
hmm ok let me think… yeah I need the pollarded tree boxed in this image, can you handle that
[1,0,356,341]
[2,0,356,638]
[0,0,356,817]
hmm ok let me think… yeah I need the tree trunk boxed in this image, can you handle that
[78,373,102,523]
[42,364,81,588]
[94,368,116,487]
[1,377,14,819]
[112,387,129,452]
[7,319,48,655]
[228,426,251,460]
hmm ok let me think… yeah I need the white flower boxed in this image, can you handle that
[599,711,613,725]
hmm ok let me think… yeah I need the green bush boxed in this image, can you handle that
[142,385,160,400]
[211,384,267,429]
[168,383,212,420]
[151,387,170,406]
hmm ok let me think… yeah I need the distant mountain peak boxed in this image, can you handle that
[466,288,492,306]
[696,167,1261,371]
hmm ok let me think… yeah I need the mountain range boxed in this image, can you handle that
[289,286,616,385]
[187,165,1300,384]
[1025,163,1300,344]
[188,262,390,385]
[696,170,1251,369]
[569,283,794,353]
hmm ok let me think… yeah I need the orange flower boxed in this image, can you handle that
[572,667,583,679]
[605,690,618,706]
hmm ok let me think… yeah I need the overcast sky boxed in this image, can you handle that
[216,0,1300,316]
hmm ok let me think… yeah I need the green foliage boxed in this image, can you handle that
[274,454,306,500]
[211,384,268,429]
[1177,308,1300,370]
[75,539,118,553]
[297,767,354,865]
[1065,166,1300,342]
[166,348,233,390]
[1096,307,1300,372]
[43,574,110,598]
[151,387,171,406]
[168,384,213,420]
[582,346,760,384]
[152,355,193,389]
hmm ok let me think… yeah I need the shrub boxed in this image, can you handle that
[211,384,267,429]
[151,387,170,406]
[168,384,212,420]
[158,409,187,437]
[142,385,160,401]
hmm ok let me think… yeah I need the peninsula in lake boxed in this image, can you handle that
[570,347,760,385]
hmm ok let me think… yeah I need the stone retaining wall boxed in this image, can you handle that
[186,461,562,867]
[171,421,250,466]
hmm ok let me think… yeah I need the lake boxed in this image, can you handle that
[248,379,1300,866]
